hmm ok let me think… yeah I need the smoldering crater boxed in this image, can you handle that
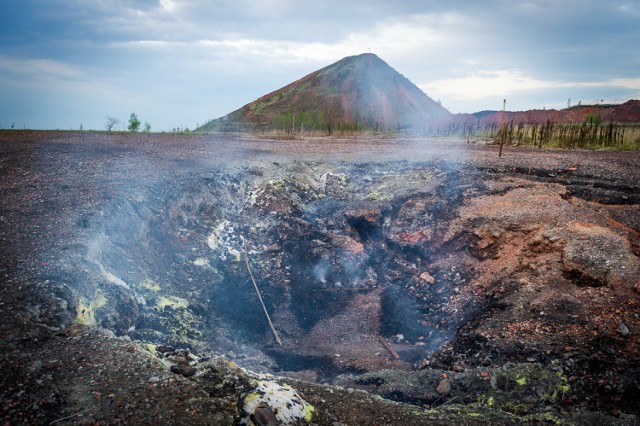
[68,162,483,380]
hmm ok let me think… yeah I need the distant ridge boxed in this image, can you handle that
[198,53,451,133]
[453,100,640,126]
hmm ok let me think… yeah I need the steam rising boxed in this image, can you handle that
[312,256,331,284]
[48,135,476,378]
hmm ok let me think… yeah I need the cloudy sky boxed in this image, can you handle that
[1,0,638,131]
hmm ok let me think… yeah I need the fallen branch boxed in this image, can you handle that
[49,408,91,425]
[430,395,459,409]
[242,236,282,346]
[378,336,399,360]
[439,395,459,407]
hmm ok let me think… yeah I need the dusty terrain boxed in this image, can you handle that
[1,131,639,425]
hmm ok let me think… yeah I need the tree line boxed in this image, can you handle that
[105,113,150,132]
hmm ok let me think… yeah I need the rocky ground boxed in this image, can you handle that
[1,131,639,425]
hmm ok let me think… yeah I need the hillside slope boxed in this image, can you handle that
[199,53,451,133]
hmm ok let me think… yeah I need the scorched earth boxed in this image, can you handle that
[1,131,639,425]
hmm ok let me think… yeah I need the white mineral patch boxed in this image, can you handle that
[104,271,128,288]
[207,220,231,250]
[228,248,241,262]
[193,258,210,267]
[242,380,314,425]
[206,233,218,250]
[134,292,146,306]
[206,220,242,262]
[98,263,130,290]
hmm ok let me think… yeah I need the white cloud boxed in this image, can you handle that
[417,70,640,112]
[421,70,552,101]
[106,9,473,62]
[0,55,82,79]
[422,71,640,102]
[588,78,640,90]
[159,0,179,12]
[2,0,637,129]
[0,54,119,101]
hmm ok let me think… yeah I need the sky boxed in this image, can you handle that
[0,0,639,131]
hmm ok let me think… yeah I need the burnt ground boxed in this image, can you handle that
[1,131,639,425]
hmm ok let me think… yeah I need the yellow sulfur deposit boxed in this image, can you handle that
[141,279,161,291]
[155,296,189,311]
[76,292,107,326]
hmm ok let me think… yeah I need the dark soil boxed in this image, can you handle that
[1,131,639,425]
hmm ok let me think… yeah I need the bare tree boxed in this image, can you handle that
[105,116,119,131]
[322,95,339,136]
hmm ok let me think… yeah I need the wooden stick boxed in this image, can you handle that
[378,336,399,360]
[49,409,91,425]
[242,236,282,346]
